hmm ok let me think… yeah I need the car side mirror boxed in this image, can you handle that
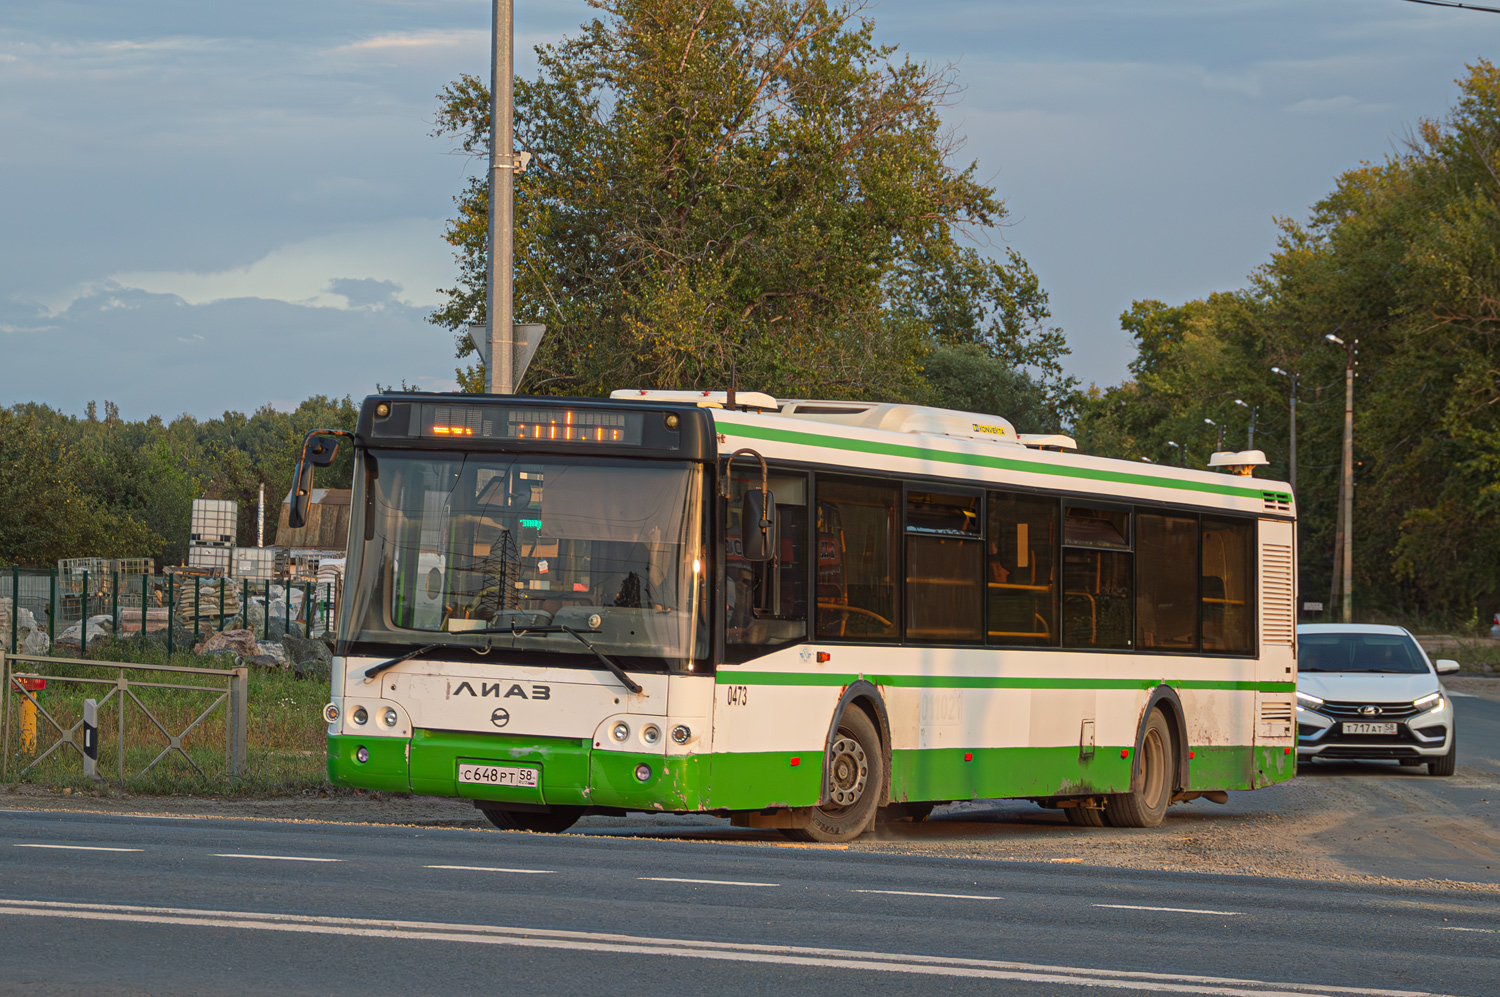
[1435,658,1460,675]
[740,489,776,562]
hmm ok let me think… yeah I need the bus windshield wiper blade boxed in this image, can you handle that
[363,644,442,681]
[361,626,644,696]
[554,625,644,696]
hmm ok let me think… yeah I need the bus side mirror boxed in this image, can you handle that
[289,432,347,529]
[740,490,775,562]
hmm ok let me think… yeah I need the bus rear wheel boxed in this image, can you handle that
[479,806,582,833]
[1105,710,1174,828]
[785,708,885,843]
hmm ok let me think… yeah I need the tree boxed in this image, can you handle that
[1076,61,1500,623]
[429,0,1070,405]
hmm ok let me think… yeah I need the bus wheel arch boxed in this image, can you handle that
[1137,685,1190,796]
[1106,703,1179,828]
[781,682,889,842]
[823,681,892,806]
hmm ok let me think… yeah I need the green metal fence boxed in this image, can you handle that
[2,566,338,656]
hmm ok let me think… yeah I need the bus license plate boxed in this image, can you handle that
[1341,722,1397,736]
[458,764,539,788]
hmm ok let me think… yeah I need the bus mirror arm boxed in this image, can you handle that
[723,448,775,562]
[289,429,354,529]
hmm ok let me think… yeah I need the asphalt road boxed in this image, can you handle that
[1,692,1496,995]
[2,800,1498,997]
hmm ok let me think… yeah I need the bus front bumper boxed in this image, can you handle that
[327,730,708,811]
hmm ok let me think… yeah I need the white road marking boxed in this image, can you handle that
[211,854,341,863]
[425,865,556,875]
[1438,926,1496,933]
[852,889,1002,901]
[13,844,142,853]
[639,877,778,887]
[0,898,1453,997]
[1094,904,1242,916]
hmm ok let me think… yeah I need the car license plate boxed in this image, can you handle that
[458,764,539,788]
[1342,722,1397,736]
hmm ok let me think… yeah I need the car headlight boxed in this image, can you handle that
[1296,691,1324,711]
[1412,691,1444,713]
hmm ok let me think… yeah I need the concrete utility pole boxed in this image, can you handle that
[486,0,515,395]
[1327,333,1356,623]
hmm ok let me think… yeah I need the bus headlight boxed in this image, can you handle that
[642,724,661,745]
[323,703,340,724]
[612,722,630,742]
[671,724,691,744]
[635,764,652,782]
[352,706,368,726]
[380,707,398,728]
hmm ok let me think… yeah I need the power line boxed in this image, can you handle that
[1399,0,1500,13]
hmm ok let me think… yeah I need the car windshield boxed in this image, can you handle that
[339,450,707,668]
[1298,633,1429,673]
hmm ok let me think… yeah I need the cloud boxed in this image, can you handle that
[0,286,459,420]
[327,277,403,308]
[103,218,453,313]
[328,28,486,56]
[1286,95,1393,116]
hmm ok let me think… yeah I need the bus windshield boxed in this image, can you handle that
[340,451,707,667]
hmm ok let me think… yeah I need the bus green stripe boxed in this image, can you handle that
[718,421,1272,500]
[717,671,1295,693]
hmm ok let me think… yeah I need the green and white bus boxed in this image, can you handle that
[300,390,1296,841]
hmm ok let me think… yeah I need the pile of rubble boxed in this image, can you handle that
[193,628,332,681]
[0,597,51,655]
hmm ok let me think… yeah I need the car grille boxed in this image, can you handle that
[1316,746,1421,759]
[1316,700,1421,720]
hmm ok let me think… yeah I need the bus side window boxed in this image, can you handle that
[814,477,899,641]
[1136,513,1199,650]
[1201,517,1255,653]
[1061,506,1132,649]
[986,492,1059,646]
[726,472,808,662]
[906,490,982,643]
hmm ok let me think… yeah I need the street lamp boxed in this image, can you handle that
[1232,398,1258,450]
[1166,440,1183,467]
[1204,417,1222,452]
[1271,366,1298,498]
[1327,332,1357,623]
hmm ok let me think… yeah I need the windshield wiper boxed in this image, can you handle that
[362,644,442,681]
[361,626,644,695]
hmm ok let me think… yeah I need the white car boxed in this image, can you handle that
[1296,623,1458,777]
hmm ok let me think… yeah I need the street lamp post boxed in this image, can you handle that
[1233,398,1258,450]
[1327,333,1356,623]
[1271,366,1298,498]
[486,0,515,395]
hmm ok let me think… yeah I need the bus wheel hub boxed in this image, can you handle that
[828,736,868,807]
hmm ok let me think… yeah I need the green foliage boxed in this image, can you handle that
[0,397,358,569]
[430,0,1071,404]
[1076,61,1500,624]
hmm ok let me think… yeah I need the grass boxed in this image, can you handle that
[4,635,331,796]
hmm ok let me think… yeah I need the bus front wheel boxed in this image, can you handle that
[784,708,885,843]
[1105,710,1174,828]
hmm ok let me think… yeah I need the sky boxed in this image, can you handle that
[0,0,1495,420]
